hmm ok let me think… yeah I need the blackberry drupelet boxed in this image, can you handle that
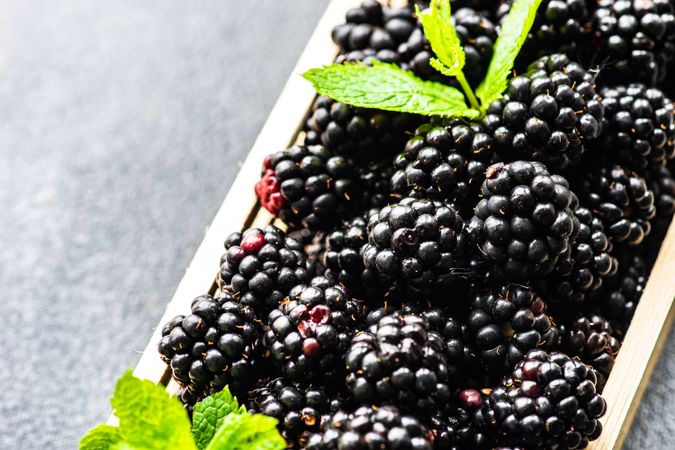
[575,164,656,246]
[306,405,433,450]
[591,0,675,85]
[345,312,451,416]
[596,84,675,172]
[467,284,558,377]
[255,145,360,229]
[390,121,495,218]
[559,314,621,391]
[496,0,591,67]
[464,161,578,281]
[265,282,364,382]
[362,197,467,294]
[481,54,603,171]
[158,292,264,401]
[304,96,419,163]
[535,207,618,305]
[246,378,344,448]
[594,254,647,333]
[475,349,606,449]
[217,225,311,314]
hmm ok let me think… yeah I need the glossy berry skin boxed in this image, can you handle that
[575,164,656,246]
[246,378,343,448]
[465,161,578,281]
[591,0,675,85]
[391,122,495,218]
[560,314,621,391]
[362,197,467,294]
[158,293,264,400]
[536,207,618,305]
[482,54,603,171]
[475,350,606,449]
[467,284,558,377]
[306,405,433,450]
[255,145,360,230]
[217,226,311,314]
[345,313,451,417]
[264,283,364,382]
[597,84,675,172]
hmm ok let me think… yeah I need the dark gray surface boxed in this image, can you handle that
[0,1,671,449]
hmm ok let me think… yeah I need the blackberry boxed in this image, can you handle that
[596,84,675,172]
[217,225,311,314]
[496,0,591,67]
[464,161,578,281]
[591,0,675,85]
[362,197,467,295]
[559,314,621,391]
[430,389,494,449]
[264,282,364,382]
[255,145,359,229]
[467,284,558,377]
[246,378,344,448]
[158,292,264,400]
[535,207,618,305]
[475,349,606,449]
[575,164,656,246]
[345,312,451,416]
[304,96,418,163]
[482,54,603,171]
[390,121,495,218]
[648,165,675,221]
[356,160,395,210]
[306,405,433,450]
[594,254,647,333]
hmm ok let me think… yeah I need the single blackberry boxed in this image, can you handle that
[464,161,578,281]
[357,160,396,210]
[362,197,467,294]
[496,0,591,67]
[482,54,603,171]
[575,164,656,246]
[306,405,433,450]
[591,0,675,85]
[345,312,451,416]
[246,378,344,448]
[535,207,618,305]
[475,349,606,449]
[559,314,621,391]
[648,165,675,220]
[158,292,264,400]
[596,84,675,172]
[255,145,360,229]
[430,389,494,449]
[467,284,558,377]
[264,282,364,382]
[390,121,495,218]
[304,96,419,162]
[217,225,311,314]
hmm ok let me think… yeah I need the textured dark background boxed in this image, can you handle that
[0,1,672,448]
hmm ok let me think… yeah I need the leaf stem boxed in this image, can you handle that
[456,71,481,112]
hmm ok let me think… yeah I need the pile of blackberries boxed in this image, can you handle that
[159,1,675,448]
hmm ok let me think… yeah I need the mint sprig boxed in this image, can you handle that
[304,0,542,119]
[79,371,285,450]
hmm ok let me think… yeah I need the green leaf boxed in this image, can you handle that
[476,0,543,105]
[80,425,134,450]
[205,414,286,450]
[418,0,465,76]
[303,62,478,119]
[192,387,247,450]
[112,371,197,450]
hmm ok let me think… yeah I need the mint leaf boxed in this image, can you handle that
[193,387,247,450]
[205,414,285,450]
[303,62,478,118]
[476,0,542,105]
[80,425,132,450]
[418,0,465,76]
[112,371,197,450]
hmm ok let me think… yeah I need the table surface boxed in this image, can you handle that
[0,1,672,448]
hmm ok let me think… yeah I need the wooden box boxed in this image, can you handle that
[126,2,675,448]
